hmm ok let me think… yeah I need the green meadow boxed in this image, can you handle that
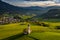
[0,22,60,40]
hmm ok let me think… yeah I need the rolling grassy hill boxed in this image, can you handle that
[0,22,60,40]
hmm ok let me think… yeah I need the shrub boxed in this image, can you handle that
[55,26,60,29]
[41,23,49,27]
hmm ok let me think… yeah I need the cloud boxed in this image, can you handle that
[2,0,59,1]
[2,0,60,3]
[2,0,60,7]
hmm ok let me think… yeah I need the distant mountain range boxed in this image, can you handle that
[0,0,60,19]
[39,9,60,19]
[0,0,47,15]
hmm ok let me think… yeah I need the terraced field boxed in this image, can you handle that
[0,22,60,40]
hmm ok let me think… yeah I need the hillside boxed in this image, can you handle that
[0,23,60,40]
[1,0,60,21]
[1,0,60,16]
[0,0,47,16]
[40,9,60,19]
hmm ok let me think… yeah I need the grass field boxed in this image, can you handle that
[0,22,60,40]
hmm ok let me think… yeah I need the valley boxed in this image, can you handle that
[0,0,60,40]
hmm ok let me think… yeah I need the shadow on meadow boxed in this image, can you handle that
[2,33,39,40]
[27,36,39,40]
[2,33,25,40]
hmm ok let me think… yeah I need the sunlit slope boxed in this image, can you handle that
[0,22,60,40]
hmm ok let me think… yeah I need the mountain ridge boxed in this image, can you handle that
[0,0,60,17]
[39,9,60,19]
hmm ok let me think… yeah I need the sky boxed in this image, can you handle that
[2,0,60,7]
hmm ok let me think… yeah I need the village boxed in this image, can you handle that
[0,16,21,24]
